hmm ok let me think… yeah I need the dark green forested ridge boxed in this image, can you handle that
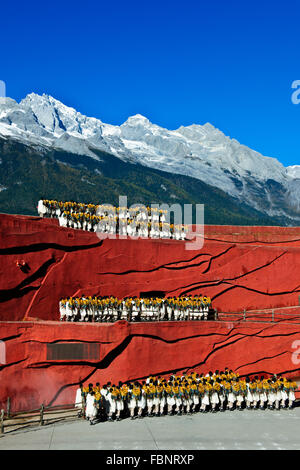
[0,137,289,226]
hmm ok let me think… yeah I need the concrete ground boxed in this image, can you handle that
[0,407,300,450]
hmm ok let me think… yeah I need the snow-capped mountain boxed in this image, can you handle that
[0,92,299,221]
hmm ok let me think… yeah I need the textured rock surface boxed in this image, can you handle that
[0,213,300,411]
[1,214,300,321]
[0,320,300,412]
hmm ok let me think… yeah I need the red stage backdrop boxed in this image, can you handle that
[0,213,300,411]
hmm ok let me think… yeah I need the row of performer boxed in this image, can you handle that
[59,295,214,322]
[37,199,188,239]
[38,199,170,220]
[75,369,298,424]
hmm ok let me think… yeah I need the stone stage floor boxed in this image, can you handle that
[0,406,300,450]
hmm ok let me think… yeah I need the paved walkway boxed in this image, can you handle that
[0,408,300,450]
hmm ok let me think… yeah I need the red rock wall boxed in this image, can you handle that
[0,320,300,412]
[1,213,300,412]
[1,214,300,321]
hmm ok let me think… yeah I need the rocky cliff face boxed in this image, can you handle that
[1,214,300,322]
[1,93,300,222]
[1,320,299,412]
[1,214,300,411]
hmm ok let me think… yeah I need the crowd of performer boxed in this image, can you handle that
[75,369,298,425]
[59,295,213,322]
[37,199,188,239]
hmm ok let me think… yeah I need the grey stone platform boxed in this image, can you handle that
[0,407,300,450]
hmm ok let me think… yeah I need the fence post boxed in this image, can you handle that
[0,409,4,435]
[272,310,274,322]
[39,404,44,426]
[7,397,10,419]
[243,309,246,321]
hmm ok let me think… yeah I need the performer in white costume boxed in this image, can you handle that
[37,199,47,218]
[106,387,117,421]
[200,380,210,412]
[210,382,220,412]
[59,299,66,321]
[85,391,98,424]
[245,377,254,410]
[137,384,147,418]
[74,384,84,417]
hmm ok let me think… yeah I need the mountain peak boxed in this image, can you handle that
[0,97,17,108]
[0,91,299,223]
[123,114,151,126]
[20,92,77,113]
[21,92,49,104]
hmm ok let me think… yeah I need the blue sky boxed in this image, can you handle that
[1,0,299,167]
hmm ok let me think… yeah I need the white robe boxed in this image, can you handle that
[37,200,47,216]
[75,388,83,409]
[137,392,146,409]
[107,392,116,414]
[259,391,268,402]
[167,395,175,406]
[228,392,236,403]
[245,385,254,402]
[85,393,97,418]
[288,389,296,401]
[193,396,200,406]
[268,390,277,403]
[116,398,124,411]
[128,395,137,409]
[201,391,210,406]
[59,302,66,321]
[100,388,109,413]
[211,392,219,404]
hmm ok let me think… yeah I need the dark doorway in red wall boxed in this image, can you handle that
[46,343,99,360]
[140,291,165,298]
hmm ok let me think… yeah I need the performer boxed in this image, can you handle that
[59,298,67,321]
[173,382,183,415]
[127,383,137,419]
[257,376,268,410]
[266,379,277,410]
[245,377,254,410]
[236,379,246,411]
[85,390,98,425]
[153,380,162,417]
[273,377,282,410]
[166,298,173,321]
[182,382,193,415]
[74,383,85,417]
[287,379,297,409]
[100,384,110,418]
[131,298,140,322]
[211,380,220,412]
[107,385,118,421]
[165,382,175,415]
[280,378,289,409]
[145,382,156,417]
[137,382,147,418]
[37,199,48,218]
[252,377,260,409]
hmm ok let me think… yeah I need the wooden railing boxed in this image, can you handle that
[216,305,300,324]
[0,397,85,436]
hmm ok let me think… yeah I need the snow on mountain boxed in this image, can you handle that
[0,93,299,220]
[286,165,300,179]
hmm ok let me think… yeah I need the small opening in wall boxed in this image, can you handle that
[140,291,166,299]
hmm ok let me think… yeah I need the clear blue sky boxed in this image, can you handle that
[1,0,300,167]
